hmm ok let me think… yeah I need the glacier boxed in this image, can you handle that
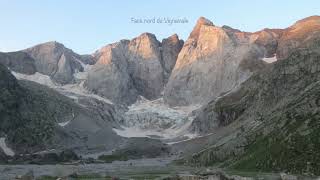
[114,97,200,141]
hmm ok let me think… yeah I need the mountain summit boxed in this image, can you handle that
[189,17,215,40]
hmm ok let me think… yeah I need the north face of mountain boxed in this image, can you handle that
[86,33,183,105]
[164,17,264,106]
[251,28,283,57]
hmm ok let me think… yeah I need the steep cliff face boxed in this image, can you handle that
[86,40,138,104]
[126,33,165,99]
[161,34,184,82]
[188,41,320,175]
[86,33,183,105]
[23,41,84,84]
[164,17,264,106]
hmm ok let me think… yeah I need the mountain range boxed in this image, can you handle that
[0,15,320,177]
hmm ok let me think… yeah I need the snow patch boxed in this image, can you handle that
[0,137,15,156]
[262,55,277,63]
[58,120,71,127]
[11,72,56,87]
[11,71,113,105]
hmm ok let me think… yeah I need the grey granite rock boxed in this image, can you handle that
[161,34,184,82]
[126,33,164,99]
[86,40,138,105]
[24,41,83,84]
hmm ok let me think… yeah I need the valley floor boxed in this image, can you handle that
[1,160,316,180]
[0,158,194,179]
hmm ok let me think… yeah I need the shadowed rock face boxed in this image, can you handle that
[161,34,184,82]
[23,41,84,84]
[86,33,183,105]
[0,51,36,74]
[164,17,264,106]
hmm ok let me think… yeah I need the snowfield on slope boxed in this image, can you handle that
[0,137,15,156]
[11,71,113,105]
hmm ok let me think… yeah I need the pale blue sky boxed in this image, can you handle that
[0,0,319,54]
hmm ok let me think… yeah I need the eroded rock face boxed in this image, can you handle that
[24,41,84,84]
[164,17,264,106]
[86,33,183,104]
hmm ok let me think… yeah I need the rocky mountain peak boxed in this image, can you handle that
[41,41,65,47]
[189,17,215,40]
[276,15,320,59]
[23,41,83,84]
[27,41,67,54]
[165,34,180,43]
[222,25,242,34]
[292,15,320,27]
[133,33,160,46]
[128,32,161,60]
[138,32,157,39]
[164,17,264,106]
